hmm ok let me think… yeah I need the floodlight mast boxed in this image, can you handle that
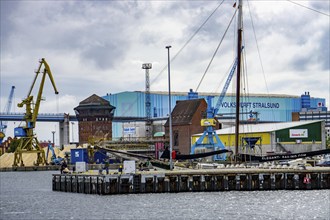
[142,63,152,139]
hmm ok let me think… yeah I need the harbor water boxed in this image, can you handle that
[0,171,329,220]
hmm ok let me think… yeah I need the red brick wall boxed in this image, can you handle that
[78,120,112,144]
[166,100,207,154]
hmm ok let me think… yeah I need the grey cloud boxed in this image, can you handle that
[1,1,144,70]
[319,31,330,70]
[0,1,20,52]
[80,40,126,70]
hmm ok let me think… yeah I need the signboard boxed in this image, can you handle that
[75,162,87,173]
[123,160,136,174]
[123,127,136,134]
[289,129,308,138]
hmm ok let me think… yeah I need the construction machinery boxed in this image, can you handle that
[0,86,15,144]
[190,57,239,161]
[13,58,59,167]
[46,142,63,165]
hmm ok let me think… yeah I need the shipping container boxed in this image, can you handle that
[94,151,107,164]
[70,148,88,164]
[14,127,26,137]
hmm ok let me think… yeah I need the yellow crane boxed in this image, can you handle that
[13,58,59,167]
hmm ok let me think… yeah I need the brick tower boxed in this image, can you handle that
[74,94,116,144]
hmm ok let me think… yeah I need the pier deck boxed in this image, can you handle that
[52,167,330,194]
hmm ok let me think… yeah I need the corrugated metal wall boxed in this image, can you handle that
[103,92,325,138]
[276,121,322,143]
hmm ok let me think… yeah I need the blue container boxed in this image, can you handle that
[94,151,107,164]
[70,148,88,164]
[14,127,26,137]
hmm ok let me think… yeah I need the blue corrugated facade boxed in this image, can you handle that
[103,91,326,138]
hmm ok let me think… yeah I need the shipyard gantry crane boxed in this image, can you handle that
[13,58,59,167]
[191,54,240,161]
[0,86,15,144]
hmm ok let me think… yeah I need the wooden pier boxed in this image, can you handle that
[52,167,330,194]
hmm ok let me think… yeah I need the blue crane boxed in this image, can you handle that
[0,86,15,144]
[46,142,63,165]
[191,57,239,160]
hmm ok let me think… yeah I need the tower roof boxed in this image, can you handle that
[74,94,116,114]
[79,94,113,107]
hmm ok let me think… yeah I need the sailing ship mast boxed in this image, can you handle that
[235,0,243,161]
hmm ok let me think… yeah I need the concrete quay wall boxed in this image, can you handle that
[52,168,330,194]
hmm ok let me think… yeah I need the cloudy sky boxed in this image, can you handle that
[1,0,329,142]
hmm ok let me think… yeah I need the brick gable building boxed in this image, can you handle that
[164,98,209,154]
[74,94,116,144]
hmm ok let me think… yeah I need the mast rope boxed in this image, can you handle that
[287,0,329,17]
[151,0,226,85]
[247,0,277,123]
[195,8,238,92]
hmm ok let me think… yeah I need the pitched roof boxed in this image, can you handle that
[165,98,206,126]
[75,94,116,110]
[79,94,111,106]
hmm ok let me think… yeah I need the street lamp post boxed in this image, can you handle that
[166,45,173,170]
[71,122,74,143]
[52,131,55,147]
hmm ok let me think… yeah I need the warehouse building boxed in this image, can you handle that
[103,91,327,139]
[73,91,328,157]
[191,120,326,156]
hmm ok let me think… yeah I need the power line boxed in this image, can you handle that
[287,0,330,17]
